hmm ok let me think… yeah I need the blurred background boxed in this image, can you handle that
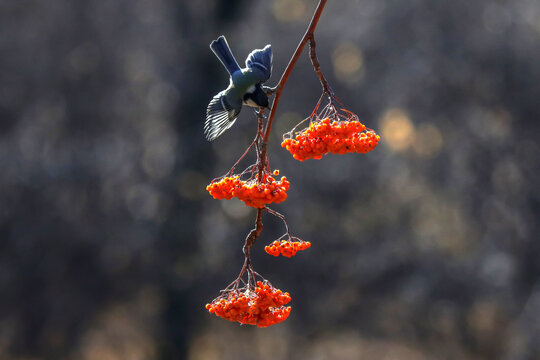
[1,0,540,359]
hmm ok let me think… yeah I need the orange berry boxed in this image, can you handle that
[282,118,378,160]
[207,173,290,208]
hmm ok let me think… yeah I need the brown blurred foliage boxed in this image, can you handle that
[0,0,539,359]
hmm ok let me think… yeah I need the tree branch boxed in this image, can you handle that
[242,0,327,262]
[263,0,328,147]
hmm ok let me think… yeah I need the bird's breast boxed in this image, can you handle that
[243,97,259,108]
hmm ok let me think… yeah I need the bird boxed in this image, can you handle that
[204,35,273,141]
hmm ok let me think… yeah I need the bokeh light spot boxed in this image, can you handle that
[125,184,161,220]
[413,123,443,158]
[68,42,101,77]
[272,0,308,22]
[492,158,523,195]
[412,195,473,257]
[178,171,207,201]
[467,302,501,336]
[468,106,512,141]
[221,198,251,220]
[274,111,303,141]
[141,122,177,180]
[379,108,415,152]
[332,42,364,84]
[483,4,512,33]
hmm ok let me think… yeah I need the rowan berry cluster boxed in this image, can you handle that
[282,118,380,161]
[265,239,311,257]
[206,171,290,208]
[205,2,383,329]
[205,281,292,327]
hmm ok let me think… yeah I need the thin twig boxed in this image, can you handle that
[262,0,328,151]
[256,108,267,183]
[265,206,291,238]
[308,35,333,96]
[228,132,259,177]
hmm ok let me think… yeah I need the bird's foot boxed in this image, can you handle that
[263,86,277,96]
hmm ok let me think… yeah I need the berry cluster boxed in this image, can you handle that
[206,172,290,208]
[206,281,292,327]
[265,240,311,257]
[282,118,380,161]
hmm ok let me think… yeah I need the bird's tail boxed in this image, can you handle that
[210,36,241,76]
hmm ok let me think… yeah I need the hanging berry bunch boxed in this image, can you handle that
[265,238,311,258]
[207,170,290,208]
[282,97,380,161]
[204,110,307,327]
[206,279,292,327]
[204,0,379,327]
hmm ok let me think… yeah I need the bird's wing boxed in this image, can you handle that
[245,44,272,83]
[204,91,241,141]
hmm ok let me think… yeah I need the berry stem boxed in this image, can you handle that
[227,132,258,177]
[308,34,333,97]
[227,110,266,178]
[256,109,267,182]
[264,206,291,239]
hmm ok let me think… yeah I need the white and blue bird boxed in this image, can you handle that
[205,36,273,141]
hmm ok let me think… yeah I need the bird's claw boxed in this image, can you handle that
[263,85,277,96]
